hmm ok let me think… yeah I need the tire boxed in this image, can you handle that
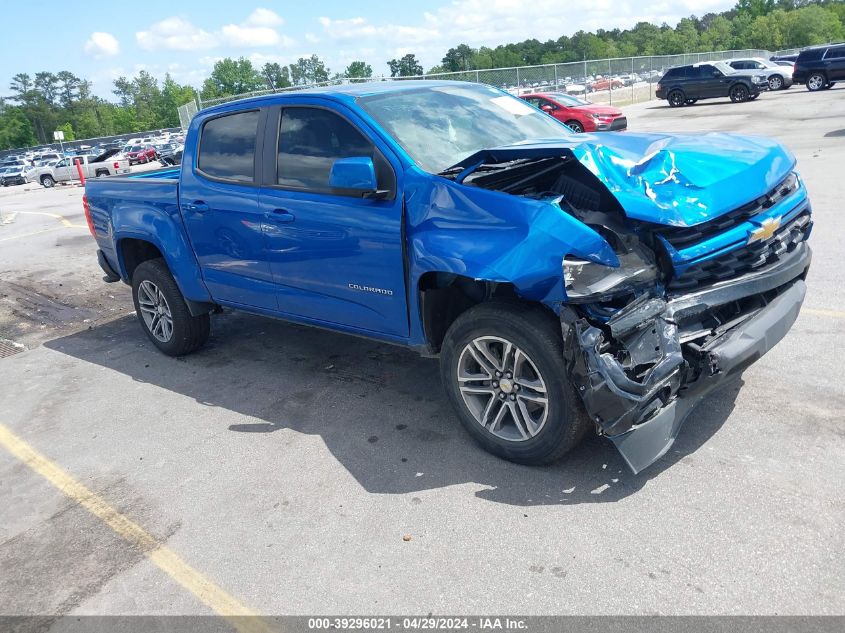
[40,175,55,188]
[131,258,210,357]
[95,170,108,178]
[768,75,784,91]
[565,120,584,133]
[730,84,750,103]
[440,301,591,465]
[807,73,826,92]
[667,90,686,107]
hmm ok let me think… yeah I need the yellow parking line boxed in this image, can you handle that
[804,308,845,319]
[0,423,274,633]
[0,226,64,242]
[18,211,87,229]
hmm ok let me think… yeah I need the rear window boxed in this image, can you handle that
[662,67,687,80]
[198,110,259,183]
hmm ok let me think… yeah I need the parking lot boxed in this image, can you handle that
[1,86,843,620]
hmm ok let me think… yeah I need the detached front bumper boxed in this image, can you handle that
[563,243,811,473]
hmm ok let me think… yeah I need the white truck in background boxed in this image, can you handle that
[28,150,130,188]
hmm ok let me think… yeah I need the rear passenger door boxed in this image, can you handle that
[257,100,409,338]
[179,108,278,310]
[823,45,845,81]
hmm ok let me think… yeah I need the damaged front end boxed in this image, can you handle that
[452,139,812,473]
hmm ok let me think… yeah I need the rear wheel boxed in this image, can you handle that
[667,90,686,107]
[131,259,210,356]
[565,119,584,133]
[730,84,750,102]
[807,73,826,92]
[440,301,590,465]
[40,174,55,188]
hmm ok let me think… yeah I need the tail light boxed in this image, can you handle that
[82,194,95,237]
[114,162,119,169]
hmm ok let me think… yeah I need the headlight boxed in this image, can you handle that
[564,246,658,301]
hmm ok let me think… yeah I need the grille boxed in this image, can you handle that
[669,212,811,290]
[657,173,799,250]
[610,117,628,131]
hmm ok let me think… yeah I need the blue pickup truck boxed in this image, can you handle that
[84,81,812,473]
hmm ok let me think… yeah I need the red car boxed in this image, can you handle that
[124,144,158,165]
[520,92,627,133]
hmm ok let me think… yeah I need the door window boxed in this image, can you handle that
[197,110,259,183]
[276,107,394,195]
[824,46,845,59]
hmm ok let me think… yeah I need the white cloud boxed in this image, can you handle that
[317,0,736,70]
[136,9,294,51]
[245,8,284,27]
[305,32,321,44]
[83,32,120,59]
[137,17,217,51]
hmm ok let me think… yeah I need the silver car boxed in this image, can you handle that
[728,57,794,90]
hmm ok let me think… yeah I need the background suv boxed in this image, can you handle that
[656,61,768,106]
[793,43,845,91]
[728,57,793,90]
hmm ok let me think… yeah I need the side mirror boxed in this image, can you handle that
[541,104,555,112]
[329,156,377,193]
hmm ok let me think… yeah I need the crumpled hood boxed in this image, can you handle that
[455,132,796,227]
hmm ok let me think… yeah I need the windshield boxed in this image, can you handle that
[546,93,591,107]
[358,84,572,173]
[713,61,736,74]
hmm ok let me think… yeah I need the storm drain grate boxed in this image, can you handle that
[0,338,25,359]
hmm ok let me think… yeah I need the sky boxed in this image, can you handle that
[0,0,737,99]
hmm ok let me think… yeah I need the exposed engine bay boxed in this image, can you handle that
[452,153,812,472]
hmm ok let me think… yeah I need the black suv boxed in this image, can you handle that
[793,43,845,91]
[656,61,769,107]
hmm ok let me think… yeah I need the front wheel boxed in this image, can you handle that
[40,175,55,188]
[807,73,826,92]
[565,120,584,133]
[131,259,210,356]
[768,75,784,91]
[440,301,590,465]
[730,84,749,102]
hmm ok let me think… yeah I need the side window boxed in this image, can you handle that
[57,159,68,167]
[277,107,394,195]
[197,110,259,183]
[825,46,845,59]
[698,64,717,78]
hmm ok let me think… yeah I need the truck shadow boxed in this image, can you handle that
[45,310,739,507]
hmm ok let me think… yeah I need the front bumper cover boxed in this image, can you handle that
[563,243,811,473]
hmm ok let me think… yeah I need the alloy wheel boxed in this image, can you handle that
[769,76,783,90]
[137,280,174,343]
[808,74,825,91]
[456,336,549,442]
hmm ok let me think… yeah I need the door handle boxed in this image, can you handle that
[266,209,295,223]
[184,200,209,213]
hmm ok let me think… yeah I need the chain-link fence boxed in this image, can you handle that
[198,47,793,111]
[177,99,199,130]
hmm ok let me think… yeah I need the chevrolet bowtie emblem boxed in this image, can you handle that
[748,217,781,244]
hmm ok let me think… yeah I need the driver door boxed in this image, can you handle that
[257,102,409,338]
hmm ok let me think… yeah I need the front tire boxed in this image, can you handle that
[768,75,784,91]
[807,73,826,92]
[131,259,210,357]
[730,84,749,102]
[565,120,584,133]
[40,175,55,188]
[440,301,590,465]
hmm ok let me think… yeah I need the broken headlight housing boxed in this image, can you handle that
[563,245,659,302]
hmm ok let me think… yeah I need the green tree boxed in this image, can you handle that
[344,61,373,80]
[57,122,75,141]
[441,44,476,71]
[387,53,423,77]
[0,101,37,149]
[261,62,291,90]
[289,55,330,86]
[200,57,264,99]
